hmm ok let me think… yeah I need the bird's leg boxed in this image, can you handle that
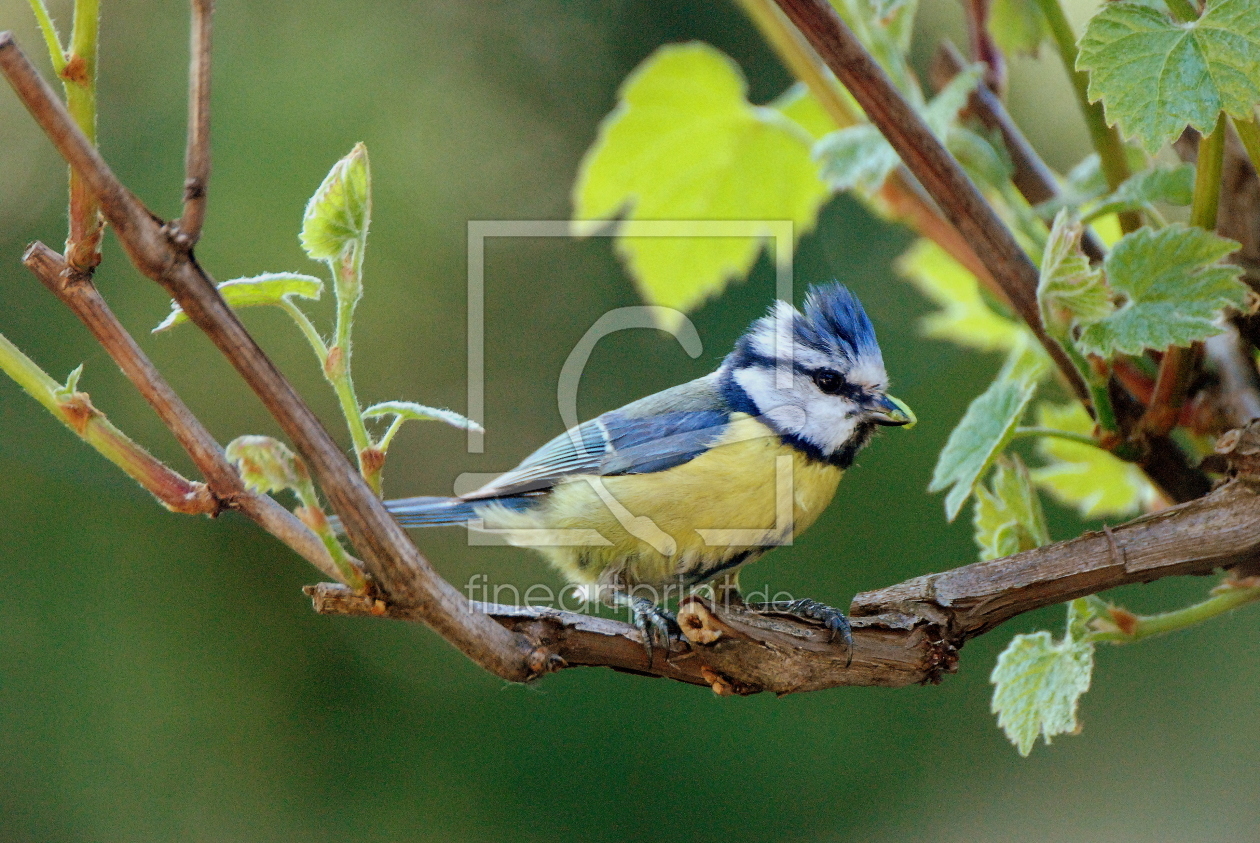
[708,571,745,611]
[608,591,681,665]
[746,597,854,658]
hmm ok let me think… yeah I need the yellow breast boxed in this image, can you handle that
[477,413,843,589]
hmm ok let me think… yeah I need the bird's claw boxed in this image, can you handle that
[628,597,682,665]
[749,598,854,665]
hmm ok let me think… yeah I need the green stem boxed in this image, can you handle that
[1162,0,1199,24]
[376,415,407,453]
[1189,113,1225,231]
[62,0,102,271]
[291,478,366,591]
[1087,582,1260,644]
[1060,335,1121,438]
[0,332,208,511]
[1011,426,1099,447]
[328,245,376,494]
[1231,114,1260,176]
[1034,0,1135,223]
[27,0,67,73]
[735,0,858,128]
[278,297,329,359]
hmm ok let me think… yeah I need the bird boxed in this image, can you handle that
[377,282,914,656]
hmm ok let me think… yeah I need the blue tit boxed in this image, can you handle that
[381,282,914,648]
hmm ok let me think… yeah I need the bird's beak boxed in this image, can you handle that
[868,394,916,428]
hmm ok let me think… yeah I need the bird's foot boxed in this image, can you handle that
[748,598,853,663]
[627,597,682,665]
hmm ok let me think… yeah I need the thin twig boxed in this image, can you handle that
[931,42,1106,262]
[177,0,213,245]
[21,241,353,584]
[771,0,1090,407]
[0,31,539,682]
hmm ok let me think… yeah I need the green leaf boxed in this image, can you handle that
[572,43,829,319]
[990,601,1095,756]
[1038,210,1111,334]
[1083,163,1195,222]
[301,142,371,261]
[973,455,1050,561]
[1030,401,1159,518]
[225,435,309,496]
[930,344,1046,521]
[867,0,913,19]
[1076,224,1245,356]
[362,400,484,433]
[1077,0,1260,152]
[817,64,983,193]
[990,0,1047,56]
[154,273,324,333]
[57,363,85,399]
[896,239,1027,352]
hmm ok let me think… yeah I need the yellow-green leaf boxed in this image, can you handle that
[153,273,324,332]
[973,455,1050,561]
[930,344,1047,521]
[1030,402,1159,518]
[301,142,371,261]
[896,238,1026,352]
[991,601,1095,757]
[1037,210,1111,336]
[572,43,830,320]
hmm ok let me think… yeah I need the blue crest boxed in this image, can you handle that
[794,282,880,362]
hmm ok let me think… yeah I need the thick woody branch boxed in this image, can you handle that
[22,240,349,583]
[772,0,1088,406]
[177,0,213,245]
[310,477,1260,694]
[0,31,539,682]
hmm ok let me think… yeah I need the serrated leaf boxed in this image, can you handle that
[896,239,1026,352]
[362,400,484,433]
[974,455,1050,561]
[301,142,371,261]
[1030,401,1160,518]
[930,344,1046,521]
[990,0,1047,56]
[226,435,309,496]
[154,273,324,332]
[817,64,983,194]
[1083,163,1195,222]
[572,43,829,320]
[1038,210,1111,333]
[1076,224,1245,356]
[990,621,1094,757]
[1077,0,1260,152]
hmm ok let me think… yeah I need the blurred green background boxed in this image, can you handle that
[1,1,1257,840]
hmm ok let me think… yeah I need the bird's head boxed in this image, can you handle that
[719,282,915,468]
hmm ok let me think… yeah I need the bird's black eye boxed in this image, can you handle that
[812,368,845,395]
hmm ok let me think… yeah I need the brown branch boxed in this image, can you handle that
[930,42,1106,262]
[176,0,213,245]
[772,0,1088,406]
[21,240,351,583]
[309,477,1260,693]
[0,31,539,682]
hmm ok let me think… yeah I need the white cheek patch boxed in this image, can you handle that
[798,394,862,455]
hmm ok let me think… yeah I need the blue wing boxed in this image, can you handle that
[379,373,733,526]
[462,372,732,499]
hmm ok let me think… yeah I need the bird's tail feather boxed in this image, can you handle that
[328,494,533,533]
